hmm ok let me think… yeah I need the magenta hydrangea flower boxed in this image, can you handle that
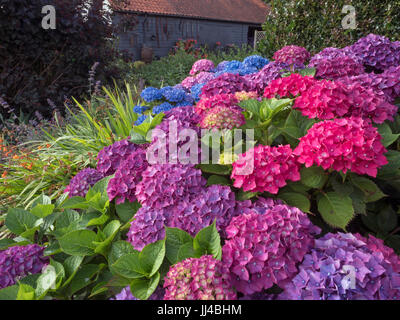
[231,144,301,194]
[201,73,250,98]
[0,244,48,289]
[380,66,400,102]
[309,47,362,65]
[347,34,400,71]
[64,168,103,198]
[294,117,388,177]
[164,255,237,300]
[97,139,143,176]
[279,233,400,300]
[199,105,245,130]
[190,59,215,75]
[222,203,320,295]
[111,286,165,300]
[107,148,148,204]
[135,164,206,210]
[310,56,364,80]
[294,80,397,123]
[181,76,197,90]
[263,73,317,98]
[273,45,310,65]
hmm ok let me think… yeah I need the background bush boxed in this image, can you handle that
[259,0,400,56]
[0,0,129,117]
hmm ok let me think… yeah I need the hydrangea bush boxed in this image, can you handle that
[1,33,400,301]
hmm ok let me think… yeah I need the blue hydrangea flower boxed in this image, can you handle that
[153,102,175,114]
[140,87,163,102]
[160,86,186,103]
[223,60,243,73]
[135,114,148,125]
[214,61,230,72]
[133,105,149,114]
[243,55,270,69]
[176,95,194,107]
[190,83,205,102]
[238,66,259,75]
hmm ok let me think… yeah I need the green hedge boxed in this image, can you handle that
[259,0,400,57]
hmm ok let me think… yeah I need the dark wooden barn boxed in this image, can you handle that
[110,0,269,61]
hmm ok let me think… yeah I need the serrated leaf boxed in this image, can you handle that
[177,242,196,262]
[317,192,355,230]
[5,208,40,236]
[279,192,311,213]
[130,272,160,300]
[139,239,166,277]
[377,122,400,147]
[17,283,36,300]
[58,230,97,256]
[300,166,328,189]
[116,201,141,223]
[236,190,258,201]
[165,227,193,264]
[68,264,104,295]
[30,204,55,218]
[351,176,386,202]
[111,253,145,279]
[206,175,231,186]
[193,221,221,260]
[198,164,231,175]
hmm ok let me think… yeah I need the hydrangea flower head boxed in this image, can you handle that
[164,255,236,300]
[181,76,197,90]
[279,232,400,300]
[294,117,388,177]
[273,45,310,65]
[97,139,143,176]
[133,105,149,114]
[161,86,186,103]
[309,47,362,65]
[0,244,48,289]
[195,93,239,117]
[107,148,148,204]
[153,102,175,114]
[201,73,250,98]
[263,73,317,98]
[231,144,301,194]
[190,83,205,102]
[222,60,243,74]
[64,168,104,198]
[243,55,269,69]
[195,72,215,85]
[135,164,206,210]
[199,105,245,130]
[140,87,163,102]
[190,59,215,75]
[235,91,259,101]
[222,203,320,295]
[347,34,400,71]
[311,56,364,80]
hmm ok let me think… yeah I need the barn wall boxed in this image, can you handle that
[114,14,252,60]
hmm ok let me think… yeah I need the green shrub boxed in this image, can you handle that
[259,0,400,56]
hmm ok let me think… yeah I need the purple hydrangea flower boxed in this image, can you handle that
[97,139,143,176]
[310,56,365,80]
[347,34,400,71]
[222,202,320,295]
[135,164,206,210]
[273,45,310,65]
[279,233,400,300]
[309,47,362,65]
[107,148,148,204]
[0,245,48,289]
[64,168,104,198]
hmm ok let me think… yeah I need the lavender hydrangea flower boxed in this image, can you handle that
[0,245,48,289]
[309,47,362,65]
[135,164,206,210]
[279,233,400,300]
[64,168,104,198]
[97,139,143,176]
[107,148,148,204]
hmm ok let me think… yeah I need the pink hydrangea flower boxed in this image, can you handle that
[294,80,397,123]
[164,255,236,300]
[294,117,388,177]
[231,144,301,194]
[195,93,239,117]
[200,105,245,130]
[273,45,310,65]
[222,203,320,295]
[195,72,215,84]
[181,76,197,90]
[190,59,215,75]
[263,73,317,98]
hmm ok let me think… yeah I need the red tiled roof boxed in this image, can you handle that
[110,0,269,24]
